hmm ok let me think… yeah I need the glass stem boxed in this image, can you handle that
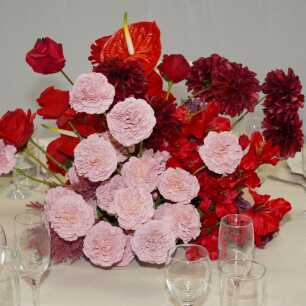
[31,280,40,306]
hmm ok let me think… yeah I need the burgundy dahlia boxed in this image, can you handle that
[186,54,260,117]
[263,113,304,158]
[94,58,148,103]
[263,68,304,119]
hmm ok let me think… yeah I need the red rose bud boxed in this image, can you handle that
[26,37,65,74]
[158,54,190,83]
[37,87,69,119]
[0,109,35,150]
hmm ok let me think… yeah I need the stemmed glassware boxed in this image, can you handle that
[0,224,7,246]
[165,244,211,306]
[14,211,51,306]
[0,246,20,306]
[218,214,254,266]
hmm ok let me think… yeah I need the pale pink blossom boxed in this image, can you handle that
[100,131,128,163]
[46,188,95,241]
[0,140,16,175]
[121,150,170,192]
[74,134,117,182]
[199,131,243,175]
[106,97,156,146]
[116,236,135,267]
[69,72,115,114]
[157,168,200,204]
[114,187,154,230]
[131,220,176,264]
[96,175,127,215]
[83,221,127,267]
[67,166,91,192]
[155,203,201,243]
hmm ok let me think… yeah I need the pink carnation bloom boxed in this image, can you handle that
[96,175,127,215]
[157,168,200,204]
[121,149,170,192]
[69,72,115,114]
[106,97,156,146]
[83,221,127,267]
[74,134,117,182]
[114,187,154,230]
[199,131,243,175]
[46,188,95,241]
[100,131,128,163]
[0,140,16,175]
[116,235,135,267]
[131,220,176,264]
[67,166,91,192]
[155,203,201,243]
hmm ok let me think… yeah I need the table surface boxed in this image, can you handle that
[0,163,305,306]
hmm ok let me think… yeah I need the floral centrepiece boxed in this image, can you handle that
[1,12,304,267]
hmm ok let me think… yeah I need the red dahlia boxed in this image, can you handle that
[186,54,260,116]
[94,58,148,103]
[263,113,304,158]
[262,68,304,119]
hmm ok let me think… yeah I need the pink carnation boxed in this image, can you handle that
[114,187,154,230]
[0,140,16,175]
[107,97,156,146]
[157,168,200,204]
[96,175,127,215]
[116,236,135,267]
[69,72,115,114]
[74,134,117,182]
[100,131,128,163]
[46,188,95,241]
[67,166,91,192]
[131,220,176,264]
[83,221,127,267]
[199,131,243,175]
[155,203,201,243]
[121,150,170,192]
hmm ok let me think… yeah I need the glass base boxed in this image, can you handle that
[6,187,30,200]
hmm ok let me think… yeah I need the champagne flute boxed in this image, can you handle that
[0,246,20,306]
[14,211,51,306]
[219,214,254,267]
[0,224,7,246]
[166,244,211,306]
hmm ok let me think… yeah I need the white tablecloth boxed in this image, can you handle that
[0,164,305,306]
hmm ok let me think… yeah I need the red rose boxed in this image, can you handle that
[0,109,35,150]
[158,54,190,83]
[26,37,65,74]
[37,87,69,119]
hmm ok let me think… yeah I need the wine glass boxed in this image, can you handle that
[0,246,20,306]
[0,224,7,246]
[166,244,211,306]
[14,211,51,306]
[218,214,254,267]
[219,259,266,306]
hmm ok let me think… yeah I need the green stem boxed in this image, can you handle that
[23,148,65,185]
[29,138,68,172]
[15,168,58,187]
[41,124,76,138]
[193,165,206,175]
[60,70,74,85]
[138,141,144,157]
[68,121,83,140]
[166,81,173,100]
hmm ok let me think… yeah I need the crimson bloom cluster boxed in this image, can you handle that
[0,14,302,264]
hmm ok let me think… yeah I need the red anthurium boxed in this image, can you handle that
[89,35,111,66]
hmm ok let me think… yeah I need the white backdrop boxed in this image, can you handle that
[0,0,305,133]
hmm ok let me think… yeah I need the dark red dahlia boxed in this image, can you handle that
[263,113,304,158]
[94,58,148,103]
[186,54,260,117]
[145,96,187,151]
[263,68,304,119]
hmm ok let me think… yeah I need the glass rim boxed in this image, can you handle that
[220,259,266,281]
[220,214,253,228]
[14,211,43,226]
[170,243,209,264]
